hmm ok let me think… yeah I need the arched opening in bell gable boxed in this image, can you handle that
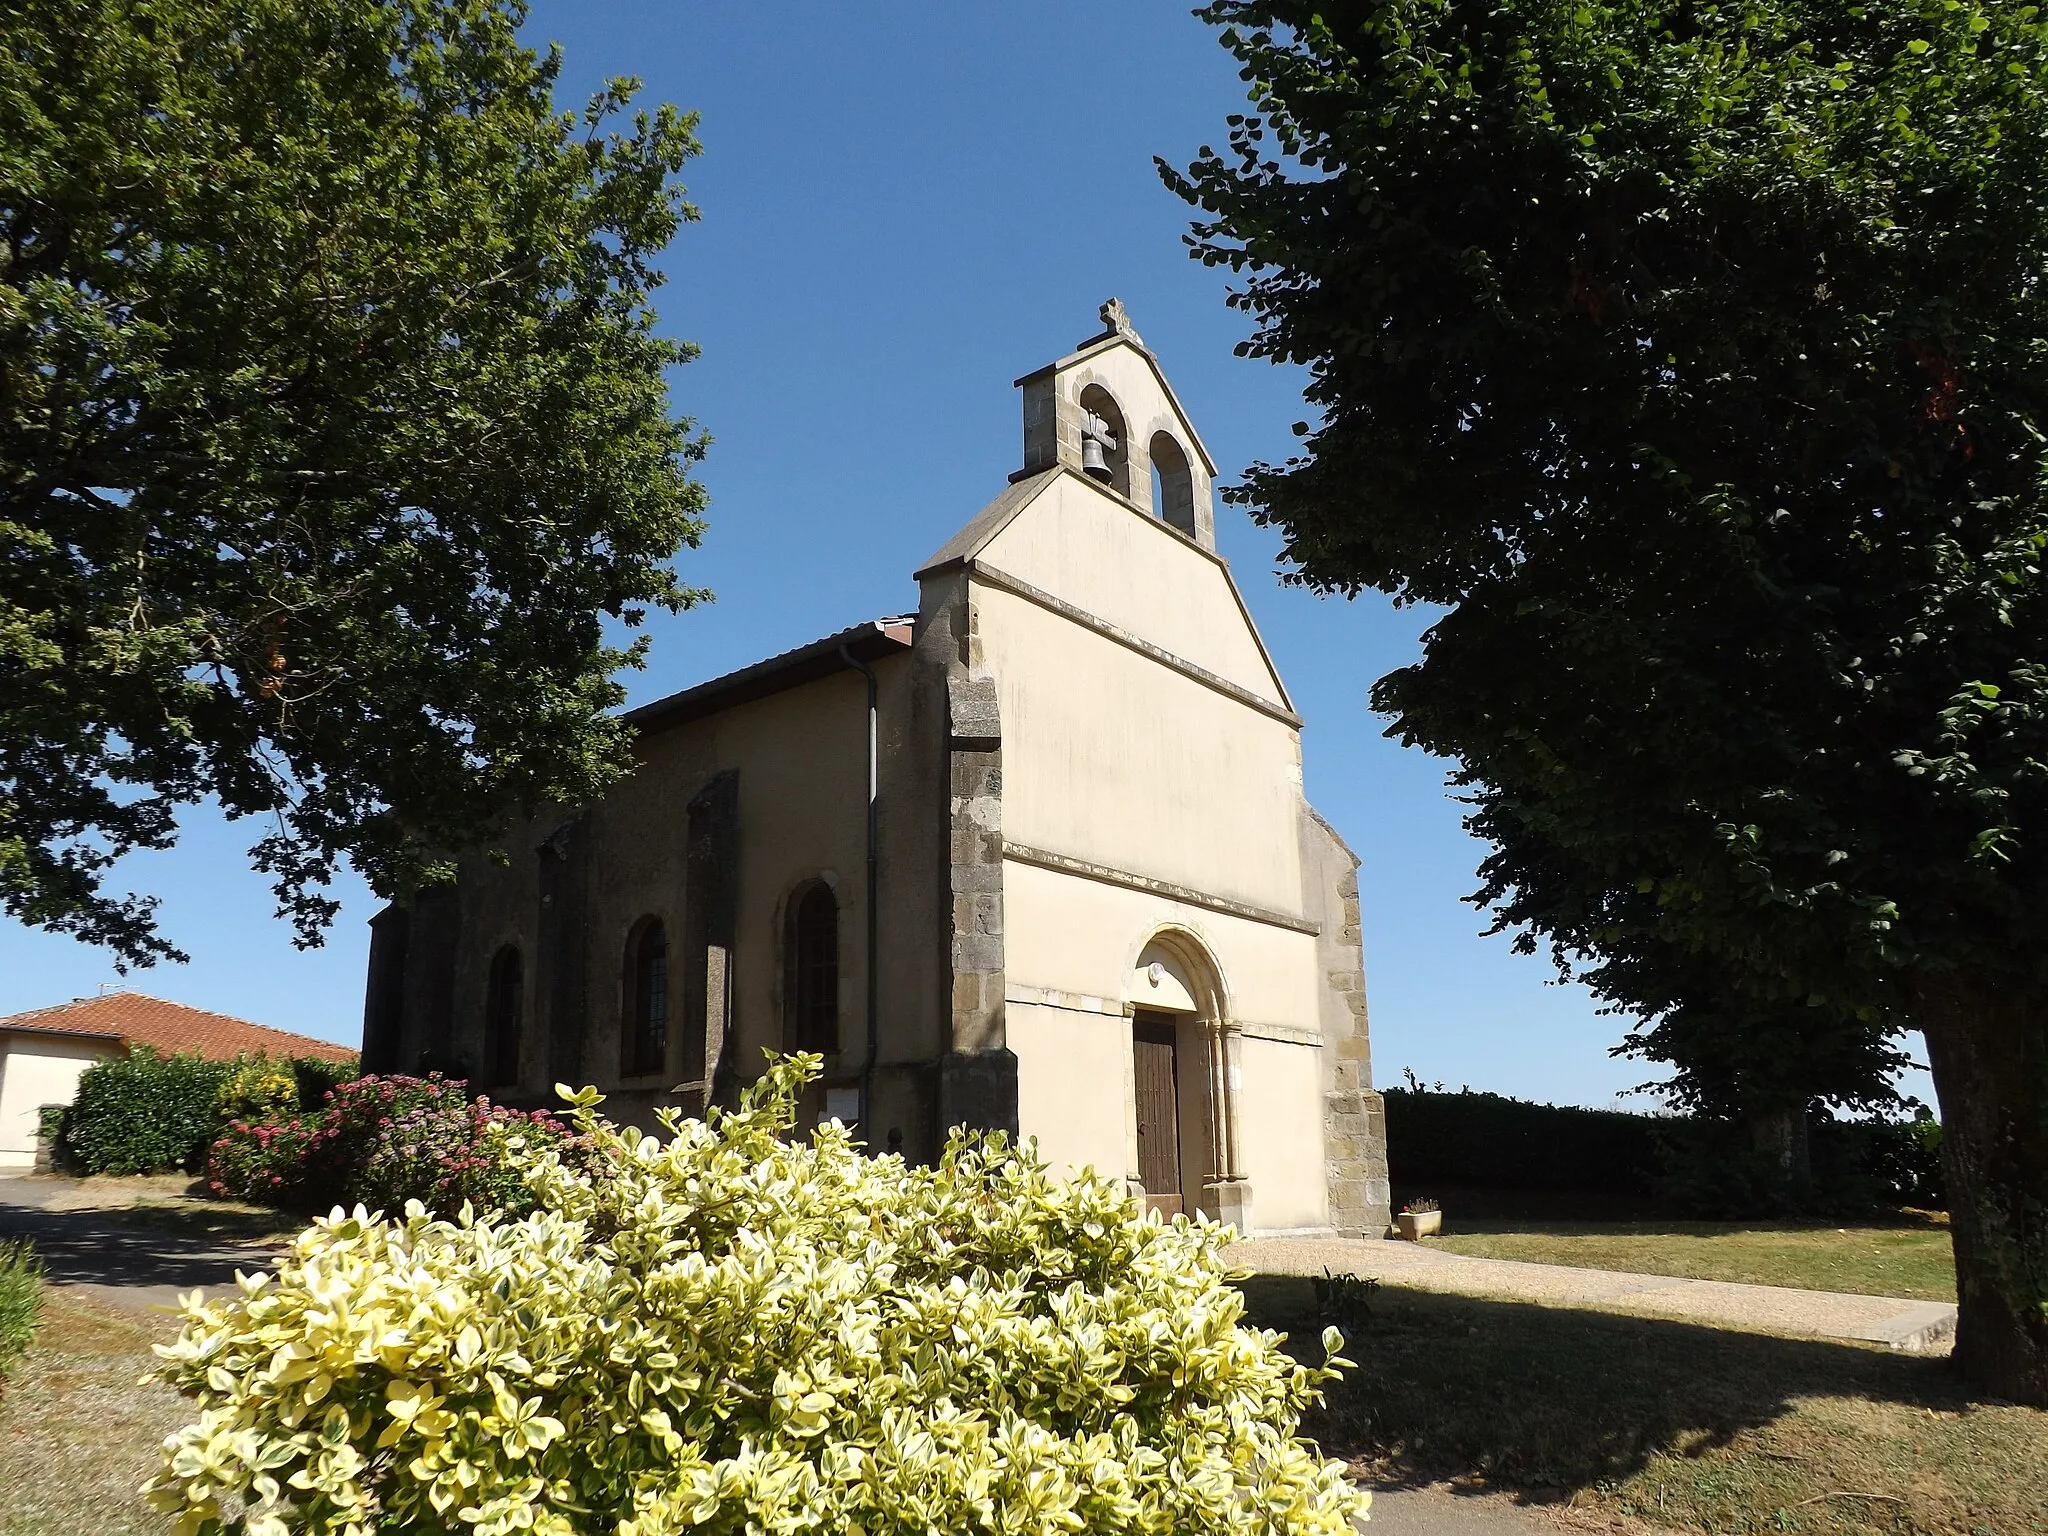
[1149,431,1197,536]
[1076,384,1131,500]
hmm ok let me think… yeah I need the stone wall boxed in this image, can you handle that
[1302,806,1392,1237]
[918,568,1017,1137]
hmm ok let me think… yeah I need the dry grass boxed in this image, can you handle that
[1243,1275,2047,1536]
[1425,1211,1956,1302]
[0,1291,187,1536]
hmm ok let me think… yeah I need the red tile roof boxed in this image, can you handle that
[0,992,356,1063]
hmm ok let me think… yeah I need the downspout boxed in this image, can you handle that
[839,642,880,1139]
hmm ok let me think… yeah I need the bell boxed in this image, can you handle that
[1081,434,1112,482]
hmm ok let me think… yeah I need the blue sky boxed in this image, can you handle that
[1,1,1723,1109]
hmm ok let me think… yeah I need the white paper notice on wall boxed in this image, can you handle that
[823,1087,862,1127]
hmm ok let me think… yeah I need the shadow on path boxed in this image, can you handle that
[0,1190,279,1314]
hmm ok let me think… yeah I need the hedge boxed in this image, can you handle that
[1382,1085,1669,1196]
[1383,1086,1946,1215]
[60,1048,234,1175]
[148,1057,1373,1536]
[58,1046,360,1177]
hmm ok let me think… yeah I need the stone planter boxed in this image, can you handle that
[1395,1209,1442,1240]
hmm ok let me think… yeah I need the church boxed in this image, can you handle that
[360,304,1392,1238]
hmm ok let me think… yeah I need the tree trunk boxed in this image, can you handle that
[1746,1105,1812,1202]
[1907,973,2048,1404]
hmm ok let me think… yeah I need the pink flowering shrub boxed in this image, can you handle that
[354,1094,590,1217]
[205,1073,590,1216]
[202,1112,318,1201]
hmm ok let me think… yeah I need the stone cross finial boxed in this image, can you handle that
[1099,296,1142,344]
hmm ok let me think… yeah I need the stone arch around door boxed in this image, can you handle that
[1123,927,1252,1232]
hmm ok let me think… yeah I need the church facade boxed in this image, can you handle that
[361,305,1392,1238]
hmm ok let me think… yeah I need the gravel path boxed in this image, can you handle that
[1233,1234,1956,1354]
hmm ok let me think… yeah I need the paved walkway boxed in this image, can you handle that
[1233,1235,1956,1354]
[1357,1485,1569,1536]
[0,1175,281,1316]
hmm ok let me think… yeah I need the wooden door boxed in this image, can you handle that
[1133,1012,1183,1216]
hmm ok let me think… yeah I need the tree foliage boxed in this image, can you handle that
[148,1058,1370,1536]
[1169,0,2048,1398]
[1,0,708,965]
[1603,952,1910,1122]
[1480,819,1915,1186]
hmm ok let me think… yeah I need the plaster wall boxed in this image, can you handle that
[975,587,1306,917]
[1002,859,1329,1234]
[1235,1034,1331,1231]
[0,1033,111,1167]
[583,673,868,1111]
[975,476,1281,705]
[1009,999,1130,1184]
[444,816,545,1089]
[393,883,460,1073]
[1002,860,1321,1028]
[421,649,943,1147]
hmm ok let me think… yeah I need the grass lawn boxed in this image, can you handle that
[1424,1210,1955,1302]
[0,1291,189,1536]
[1243,1274,2046,1536]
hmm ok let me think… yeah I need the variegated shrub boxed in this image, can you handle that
[147,1056,1370,1536]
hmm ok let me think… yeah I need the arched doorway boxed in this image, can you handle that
[1130,1009,1187,1215]
[1126,931,1248,1225]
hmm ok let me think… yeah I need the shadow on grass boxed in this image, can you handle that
[1240,1274,1989,1500]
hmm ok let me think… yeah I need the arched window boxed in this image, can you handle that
[483,944,522,1086]
[624,918,668,1076]
[784,882,839,1054]
[1150,431,1196,536]
[1077,384,1131,499]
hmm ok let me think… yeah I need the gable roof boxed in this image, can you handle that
[915,466,1297,715]
[915,469,1061,578]
[623,618,916,737]
[0,992,357,1062]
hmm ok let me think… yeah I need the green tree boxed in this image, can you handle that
[1492,831,1912,1202]
[1169,0,2048,1399]
[1597,943,1910,1205]
[1,0,707,965]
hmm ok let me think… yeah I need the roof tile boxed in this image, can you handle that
[0,992,356,1063]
